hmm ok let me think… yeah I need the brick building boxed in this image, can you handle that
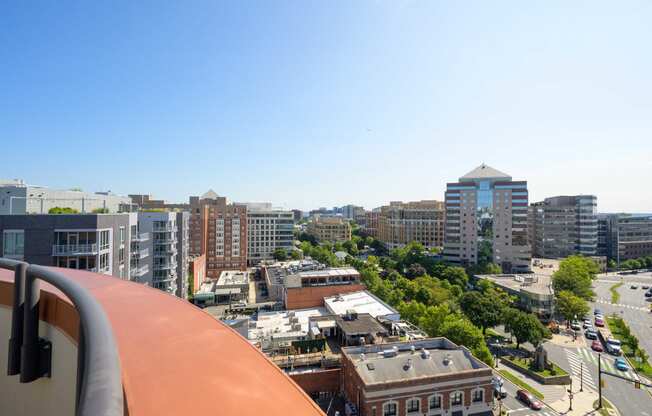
[341,338,493,416]
[306,216,352,242]
[189,190,248,279]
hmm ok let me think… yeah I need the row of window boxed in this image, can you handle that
[379,389,483,416]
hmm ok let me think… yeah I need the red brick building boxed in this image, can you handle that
[341,338,493,416]
[189,191,247,279]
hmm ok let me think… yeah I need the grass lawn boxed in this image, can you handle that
[498,369,545,399]
[606,316,652,379]
[609,282,623,304]
[503,356,569,378]
[593,399,613,416]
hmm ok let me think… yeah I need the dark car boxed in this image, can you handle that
[645,291,652,298]
[594,308,603,315]
[516,390,543,410]
[585,330,598,340]
[631,285,639,289]
[591,340,604,352]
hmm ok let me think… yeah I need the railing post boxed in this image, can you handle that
[76,323,86,413]
[7,262,27,375]
[20,271,52,382]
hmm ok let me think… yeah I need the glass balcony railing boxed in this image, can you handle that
[52,243,99,256]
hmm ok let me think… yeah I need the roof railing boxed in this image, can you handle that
[0,258,123,416]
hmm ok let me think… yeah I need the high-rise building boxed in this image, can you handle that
[362,210,380,237]
[306,216,351,242]
[443,164,530,273]
[600,213,652,262]
[189,191,247,279]
[0,179,133,214]
[528,195,598,258]
[377,200,445,250]
[136,212,182,295]
[291,209,303,222]
[245,203,294,265]
[341,204,364,220]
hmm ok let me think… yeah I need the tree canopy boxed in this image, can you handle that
[552,255,598,300]
[555,290,589,323]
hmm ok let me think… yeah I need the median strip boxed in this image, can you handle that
[609,282,623,304]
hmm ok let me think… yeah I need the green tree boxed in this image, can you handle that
[48,207,79,214]
[273,248,288,261]
[440,266,469,288]
[406,263,427,279]
[91,207,109,213]
[552,255,598,300]
[504,308,549,348]
[460,290,507,334]
[555,290,589,323]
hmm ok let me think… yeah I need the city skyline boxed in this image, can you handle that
[2,1,651,212]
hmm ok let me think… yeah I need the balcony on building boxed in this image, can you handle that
[130,232,150,242]
[0,258,324,416]
[52,243,99,256]
[129,264,149,278]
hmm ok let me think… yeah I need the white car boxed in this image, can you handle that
[583,319,593,329]
[606,338,622,355]
[571,321,582,331]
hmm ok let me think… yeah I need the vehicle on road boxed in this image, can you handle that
[606,338,622,355]
[591,340,604,352]
[585,329,598,340]
[492,377,508,399]
[631,285,638,289]
[583,319,592,329]
[642,285,650,290]
[615,358,629,371]
[571,321,582,331]
[516,390,543,410]
[645,291,652,298]
[594,308,603,316]
[595,317,605,327]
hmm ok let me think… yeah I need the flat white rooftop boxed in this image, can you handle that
[217,270,249,286]
[324,290,399,320]
[248,307,329,341]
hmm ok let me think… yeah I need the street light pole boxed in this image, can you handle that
[598,353,603,409]
[568,378,573,411]
[581,361,584,392]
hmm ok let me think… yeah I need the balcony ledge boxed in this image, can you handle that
[0,267,324,416]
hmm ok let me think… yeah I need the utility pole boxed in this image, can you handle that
[598,353,603,409]
[568,378,574,411]
[580,362,584,392]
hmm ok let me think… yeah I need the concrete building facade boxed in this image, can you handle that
[377,200,445,250]
[601,214,652,262]
[0,179,132,215]
[529,195,598,258]
[443,164,531,273]
[245,203,294,265]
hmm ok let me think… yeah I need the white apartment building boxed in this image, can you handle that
[0,179,133,214]
[245,203,294,265]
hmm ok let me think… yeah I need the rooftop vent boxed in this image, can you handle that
[360,353,365,361]
[443,353,452,366]
[421,348,430,359]
[404,358,413,370]
[366,363,375,371]
[410,345,416,354]
[382,348,398,358]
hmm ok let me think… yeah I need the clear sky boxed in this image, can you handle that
[2,1,651,212]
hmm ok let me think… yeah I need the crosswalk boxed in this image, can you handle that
[571,347,640,382]
[507,408,558,416]
[595,298,648,312]
[565,349,597,391]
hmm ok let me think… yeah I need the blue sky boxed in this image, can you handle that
[2,1,651,211]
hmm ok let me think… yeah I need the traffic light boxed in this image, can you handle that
[635,381,641,389]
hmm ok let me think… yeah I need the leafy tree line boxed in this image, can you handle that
[619,256,652,270]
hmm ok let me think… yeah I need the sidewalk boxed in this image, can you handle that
[497,361,566,403]
[548,332,585,349]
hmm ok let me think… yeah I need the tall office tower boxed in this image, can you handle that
[245,203,294,265]
[528,195,598,258]
[189,191,247,279]
[341,204,364,220]
[443,164,530,273]
[377,200,445,250]
[603,213,652,262]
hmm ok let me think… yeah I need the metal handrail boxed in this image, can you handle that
[0,258,123,416]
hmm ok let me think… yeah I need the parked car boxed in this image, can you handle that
[615,358,629,371]
[583,319,593,329]
[585,329,598,340]
[606,338,622,355]
[631,285,638,289]
[595,318,605,327]
[492,377,508,398]
[516,390,543,410]
[591,340,604,352]
[571,321,582,331]
[642,285,650,290]
[645,291,652,298]
[594,308,603,316]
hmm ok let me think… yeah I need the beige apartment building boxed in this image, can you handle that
[306,216,351,242]
[377,200,445,250]
[189,190,248,279]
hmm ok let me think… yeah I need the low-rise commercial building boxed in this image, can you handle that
[475,273,554,320]
[341,338,494,416]
[324,290,400,321]
[306,216,351,242]
[377,200,445,250]
[529,195,598,258]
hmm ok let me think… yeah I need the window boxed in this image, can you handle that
[429,395,442,409]
[472,389,483,403]
[3,230,24,259]
[119,227,125,244]
[406,398,420,413]
[451,391,463,406]
[383,402,397,416]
